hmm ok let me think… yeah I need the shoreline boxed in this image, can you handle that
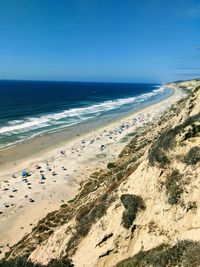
[0,85,186,257]
[0,87,174,172]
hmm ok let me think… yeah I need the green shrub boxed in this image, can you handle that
[0,257,36,267]
[120,194,145,229]
[149,146,170,167]
[165,170,183,204]
[76,216,91,236]
[116,240,200,267]
[37,225,50,233]
[149,113,200,166]
[184,146,200,165]
[0,257,74,267]
[183,124,200,140]
[47,257,74,267]
[107,162,116,169]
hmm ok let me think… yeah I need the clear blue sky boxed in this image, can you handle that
[0,0,200,82]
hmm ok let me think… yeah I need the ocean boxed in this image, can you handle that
[0,80,172,149]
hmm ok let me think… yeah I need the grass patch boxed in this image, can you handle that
[120,194,145,229]
[165,170,183,205]
[66,193,116,255]
[76,202,107,236]
[116,240,200,267]
[184,146,200,165]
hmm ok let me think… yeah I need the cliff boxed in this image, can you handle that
[2,79,200,267]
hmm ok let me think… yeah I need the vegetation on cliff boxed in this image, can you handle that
[116,240,200,267]
[120,194,145,229]
[0,256,74,267]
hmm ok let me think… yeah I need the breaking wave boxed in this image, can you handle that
[0,86,165,136]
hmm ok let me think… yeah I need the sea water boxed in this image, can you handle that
[0,80,172,149]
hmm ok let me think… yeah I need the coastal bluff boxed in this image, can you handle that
[1,79,200,267]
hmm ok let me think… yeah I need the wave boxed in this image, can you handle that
[0,86,167,136]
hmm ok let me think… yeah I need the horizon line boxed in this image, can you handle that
[0,78,163,84]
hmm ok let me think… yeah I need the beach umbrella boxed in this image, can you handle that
[21,170,27,177]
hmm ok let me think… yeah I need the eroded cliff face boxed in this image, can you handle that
[4,79,200,267]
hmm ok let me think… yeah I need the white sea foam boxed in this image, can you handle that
[0,87,167,136]
[8,119,24,125]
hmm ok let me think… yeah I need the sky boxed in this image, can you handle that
[0,0,200,83]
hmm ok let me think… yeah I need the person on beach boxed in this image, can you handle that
[39,172,46,183]
[100,144,105,151]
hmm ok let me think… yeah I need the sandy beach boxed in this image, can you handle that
[0,86,186,257]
